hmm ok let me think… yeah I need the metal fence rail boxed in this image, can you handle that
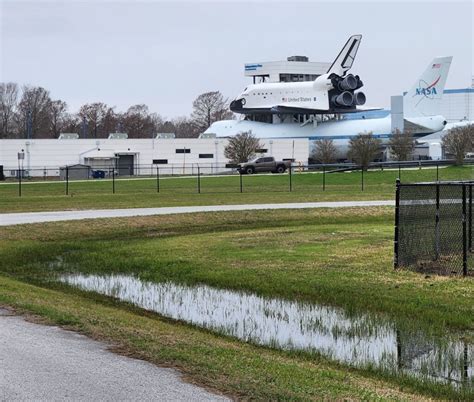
[1,161,473,198]
[394,180,473,276]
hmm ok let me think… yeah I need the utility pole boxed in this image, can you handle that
[26,110,32,139]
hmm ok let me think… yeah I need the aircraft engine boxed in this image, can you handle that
[332,91,354,107]
[354,92,366,105]
[338,74,358,91]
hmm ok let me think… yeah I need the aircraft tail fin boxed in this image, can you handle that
[403,56,452,117]
[326,34,362,76]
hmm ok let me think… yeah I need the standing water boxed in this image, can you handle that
[60,274,472,388]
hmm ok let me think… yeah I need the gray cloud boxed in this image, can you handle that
[1,0,472,118]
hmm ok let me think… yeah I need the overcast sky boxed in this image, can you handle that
[1,0,472,119]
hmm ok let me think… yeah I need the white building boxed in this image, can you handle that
[440,88,474,122]
[0,137,309,178]
[245,55,331,84]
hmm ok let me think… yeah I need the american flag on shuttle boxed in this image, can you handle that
[432,63,441,68]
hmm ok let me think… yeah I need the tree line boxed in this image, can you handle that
[225,125,474,166]
[313,125,474,167]
[0,83,232,139]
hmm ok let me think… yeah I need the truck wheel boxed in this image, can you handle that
[276,165,286,174]
[245,166,254,174]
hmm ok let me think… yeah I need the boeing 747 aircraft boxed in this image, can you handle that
[205,56,453,158]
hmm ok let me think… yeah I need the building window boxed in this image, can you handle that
[256,148,268,153]
[199,154,214,158]
[176,148,191,154]
[153,159,168,164]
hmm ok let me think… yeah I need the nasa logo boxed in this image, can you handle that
[415,76,441,97]
[416,87,437,96]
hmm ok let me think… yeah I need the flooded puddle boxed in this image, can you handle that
[60,274,473,387]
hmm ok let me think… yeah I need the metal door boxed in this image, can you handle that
[117,154,134,176]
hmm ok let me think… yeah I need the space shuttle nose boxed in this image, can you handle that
[230,99,244,112]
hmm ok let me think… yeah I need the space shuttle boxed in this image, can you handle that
[205,56,453,158]
[230,34,370,115]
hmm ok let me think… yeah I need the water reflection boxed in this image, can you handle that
[60,274,473,387]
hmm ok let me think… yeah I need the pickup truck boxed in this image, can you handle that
[237,157,291,174]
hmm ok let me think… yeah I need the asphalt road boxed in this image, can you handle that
[0,309,228,401]
[0,201,394,226]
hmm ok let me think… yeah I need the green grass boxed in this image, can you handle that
[1,165,472,212]
[0,207,472,399]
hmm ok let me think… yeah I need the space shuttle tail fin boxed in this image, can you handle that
[326,34,362,76]
[403,56,452,117]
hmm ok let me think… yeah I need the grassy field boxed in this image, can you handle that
[1,207,472,399]
[0,165,472,212]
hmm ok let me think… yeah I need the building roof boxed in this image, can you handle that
[83,150,117,159]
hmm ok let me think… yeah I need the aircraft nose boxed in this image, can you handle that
[230,98,244,112]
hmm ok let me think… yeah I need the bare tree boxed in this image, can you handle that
[348,132,382,170]
[121,104,156,138]
[49,100,68,138]
[102,107,119,137]
[61,113,81,134]
[0,82,19,138]
[312,139,337,163]
[78,102,110,138]
[16,85,52,138]
[191,91,232,133]
[442,124,474,165]
[224,131,263,163]
[172,116,200,138]
[388,129,414,161]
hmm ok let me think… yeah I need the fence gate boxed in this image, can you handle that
[394,180,473,276]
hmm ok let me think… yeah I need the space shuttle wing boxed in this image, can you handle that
[327,34,362,76]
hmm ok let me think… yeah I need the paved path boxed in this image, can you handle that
[0,309,228,401]
[0,201,393,226]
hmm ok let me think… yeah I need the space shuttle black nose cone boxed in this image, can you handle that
[230,99,244,112]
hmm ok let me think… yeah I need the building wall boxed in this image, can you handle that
[0,138,309,177]
[441,89,474,122]
[245,60,331,82]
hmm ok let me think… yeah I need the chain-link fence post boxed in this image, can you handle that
[197,166,201,194]
[394,179,400,269]
[239,171,243,193]
[289,165,292,192]
[65,165,69,195]
[323,165,326,191]
[112,168,115,194]
[156,166,160,193]
[462,184,467,276]
[18,169,22,197]
[435,183,440,259]
[469,184,472,252]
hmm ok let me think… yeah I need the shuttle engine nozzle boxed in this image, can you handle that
[332,91,354,107]
[354,92,366,105]
[338,74,358,91]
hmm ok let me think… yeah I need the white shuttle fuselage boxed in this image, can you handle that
[230,35,368,115]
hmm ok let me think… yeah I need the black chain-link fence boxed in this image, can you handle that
[394,180,473,276]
